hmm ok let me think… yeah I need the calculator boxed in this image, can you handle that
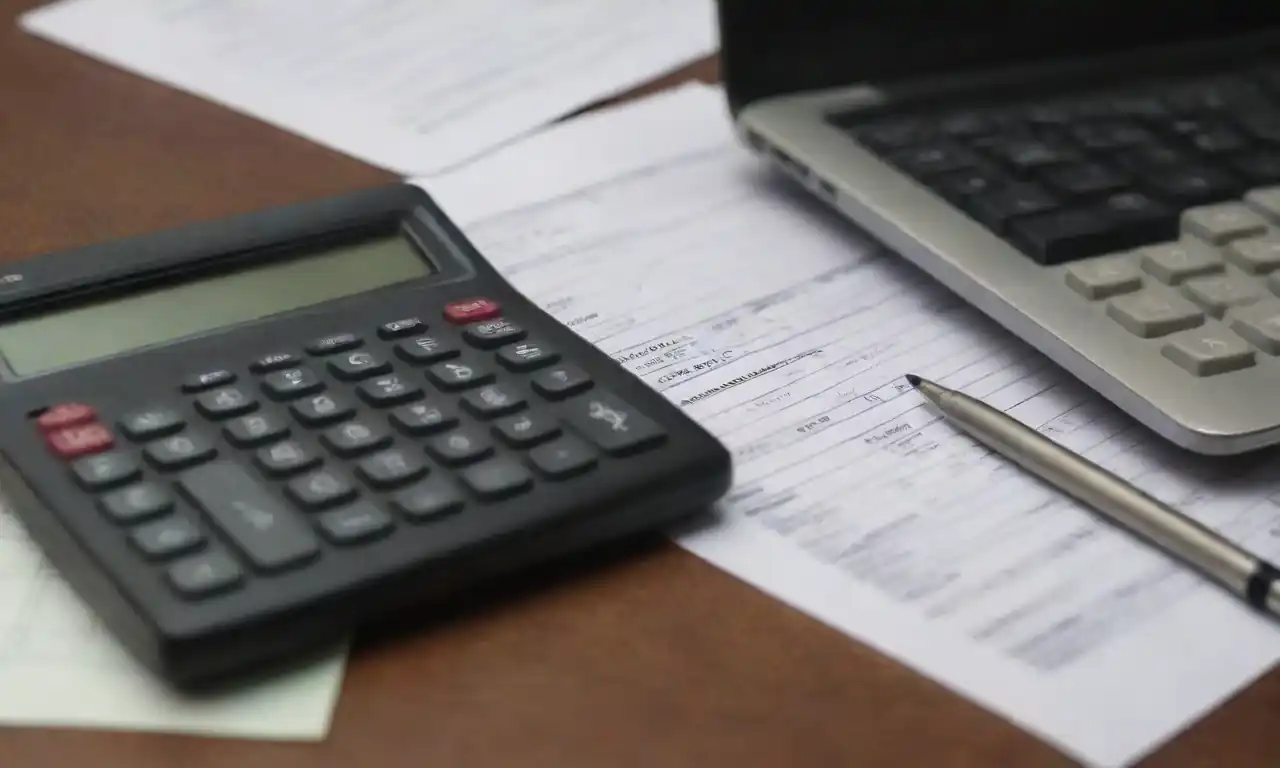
[0,183,732,687]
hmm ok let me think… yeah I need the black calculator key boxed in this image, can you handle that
[250,352,298,373]
[378,317,425,339]
[255,440,321,477]
[71,450,141,490]
[395,335,458,365]
[167,552,243,599]
[531,365,593,400]
[327,349,392,381]
[181,369,235,393]
[566,391,666,456]
[357,448,427,489]
[392,478,466,522]
[130,516,204,561]
[145,433,217,471]
[496,341,560,371]
[322,419,393,457]
[286,468,357,510]
[317,502,394,545]
[427,359,495,391]
[118,407,185,441]
[357,374,423,407]
[461,384,526,419]
[224,412,290,447]
[389,401,458,436]
[962,183,1059,233]
[462,318,526,349]
[305,332,361,356]
[1041,163,1129,197]
[493,411,560,447]
[194,386,257,419]
[290,392,356,427]
[528,436,599,480]
[1140,165,1242,205]
[459,457,534,501]
[262,367,324,400]
[427,427,494,466]
[179,461,320,571]
[99,482,173,523]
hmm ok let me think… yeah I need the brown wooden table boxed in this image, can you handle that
[2,2,1279,765]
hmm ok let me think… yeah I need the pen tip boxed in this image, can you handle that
[905,374,921,387]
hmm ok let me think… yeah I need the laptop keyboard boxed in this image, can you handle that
[828,65,1280,265]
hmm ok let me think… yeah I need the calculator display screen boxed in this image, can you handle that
[0,233,432,376]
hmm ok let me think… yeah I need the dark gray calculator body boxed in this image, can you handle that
[0,184,731,687]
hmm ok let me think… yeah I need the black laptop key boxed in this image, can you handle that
[843,117,929,151]
[962,183,1059,233]
[937,111,996,138]
[983,138,1080,171]
[933,167,1005,199]
[887,142,980,176]
[1114,143,1193,172]
[1238,112,1280,144]
[1007,193,1176,265]
[1041,163,1129,197]
[1069,121,1153,151]
[1229,150,1280,184]
[1140,165,1242,206]
[1186,124,1249,154]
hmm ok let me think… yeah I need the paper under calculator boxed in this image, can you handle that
[0,183,732,687]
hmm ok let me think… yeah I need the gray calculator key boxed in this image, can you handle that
[71,450,141,490]
[145,432,217,470]
[255,439,321,477]
[395,335,458,365]
[389,401,458,436]
[224,412,289,447]
[178,461,319,571]
[290,392,356,427]
[1138,240,1224,284]
[426,427,494,466]
[462,319,526,349]
[99,482,173,523]
[493,411,560,447]
[1245,186,1280,222]
[194,386,257,419]
[317,502,394,545]
[327,350,392,381]
[1180,202,1269,244]
[459,457,534,501]
[1228,300,1280,354]
[1106,291,1205,337]
[531,365,594,400]
[392,477,466,522]
[262,367,324,399]
[1063,255,1143,299]
[528,436,599,479]
[357,374,423,407]
[461,384,526,418]
[118,407,185,441]
[496,341,560,371]
[286,468,357,510]
[130,516,204,560]
[1160,328,1257,376]
[356,448,427,489]
[427,359,495,391]
[321,419,393,457]
[565,390,666,456]
[168,552,243,599]
[1224,234,1280,274]
[1179,273,1263,317]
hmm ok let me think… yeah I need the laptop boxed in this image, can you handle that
[719,1,1280,456]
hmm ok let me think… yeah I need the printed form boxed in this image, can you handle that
[20,0,717,175]
[427,84,1280,767]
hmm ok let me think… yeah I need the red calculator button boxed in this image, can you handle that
[36,402,97,433]
[443,297,500,324]
[46,424,115,459]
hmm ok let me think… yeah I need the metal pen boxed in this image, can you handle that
[906,373,1280,618]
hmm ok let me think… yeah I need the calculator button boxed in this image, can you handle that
[389,401,458,436]
[1160,328,1257,376]
[194,386,258,419]
[462,319,526,349]
[118,407,185,441]
[357,374,423,407]
[496,341,560,371]
[262,367,325,400]
[1106,291,1206,338]
[286,468,357,510]
[443,297,500,324]
[130,516,204,561]
[528,436,599,480]
[321,419,393,457]
[493,411,560,447]
[531,365,594,400]
[144,433,217,471]
[426,427,494,466]
[460,457,534,501]
[46,424,115,459]
[305,332,361,356]
[1229,300,1280,354]
[250,352,299,373]
[290,392,356,427]
[1225,234,1280,274]
[1181,202,1268,245]
[356,448,427,489]
[36,402,95,433]
[71,450,140,490]
[327,350,392,381]
[392,478,465,522]
[181,369,235,393]
[461,384,526,419]
[168,552,243,599]
[255,440,321,477]
[1063,255,1143,300]
[427,359,495,391]
[99,482,173,523]
[1138,241,1224,284]
[566,391,666,456]
[224,412,290,448]
[179,461,320,571]
[395,335,459,365]
[317,502,394,545]
[378,317,425,339]
[1179,273,1263,318]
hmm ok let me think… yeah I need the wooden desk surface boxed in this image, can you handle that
[2,2,1279,765]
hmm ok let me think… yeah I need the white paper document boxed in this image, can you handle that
[425,84,1280,767]
[19,0,716,175]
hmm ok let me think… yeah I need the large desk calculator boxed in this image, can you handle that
[0,184,732,687]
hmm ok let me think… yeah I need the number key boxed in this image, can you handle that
[316,502,394,545]
[130,516,204,561]
[327,350,392,381]
[194,386,257,419]
[99,482,173,523]
[263,367,324,399]
[290,392,356,427]
[358,374,423,407]
[395,335,458,365]
[145,433,218,470]
[255,440,321,477]
[492,411,560,447]
[119,407,185,441]
[71,450,141,490]
[389,401,458,436]
[356,448,427,489]
[321,419,392,458]
[528,436,598,479]
[427,359,495,391]
[459,457,533,501]
[461,384,525,418]
[427,427,493,466]
[286,468,357,510]
[167,552,243,599]
[531,365,593,400]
